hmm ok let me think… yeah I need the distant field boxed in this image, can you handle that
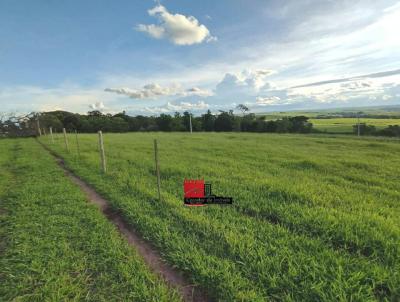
[310,118,400,133]
[34,132,400,301]
[261,105,400,119]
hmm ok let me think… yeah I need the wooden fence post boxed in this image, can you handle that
[49,127,54,143]
[63,128,69,152]
[75,130,81,158]
[37,119,42,136]
[98,131,107,173]
[154,139,161,201]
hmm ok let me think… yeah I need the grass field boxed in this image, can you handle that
[310,118,400,133]
[261,105,400,119]
[29,132,400,301]
[0,139,179,301]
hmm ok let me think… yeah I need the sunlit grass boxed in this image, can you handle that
[0,139,179,302]
[38,132,400,301]
[310,118,400,133]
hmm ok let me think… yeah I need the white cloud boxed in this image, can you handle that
[216,69,275,94]
[140,100,209,114]
[136,5,216,45]
[249,73,400,111]
[0,85,118,114]
[136,24,164,39]
[105,83,212,99]
[105,83,182,99]
[186,87,213,97]
[256,96,281,105]
[90,101,105,111]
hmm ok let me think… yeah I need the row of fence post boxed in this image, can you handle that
[42,127,162,201]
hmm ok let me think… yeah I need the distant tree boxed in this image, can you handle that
[275,118,291,133]
[236,104,249,116]
[215,111,234,131]
[252,117,267,132]
[289,116,313,133]
[109,117,129,132]
[39,113,63,131]
[171,112,185,131]
[63,114,81,130]
[0,112,37,137]
[240,113,256,131]
[88,110,103,117]
[379,125,400,137]
[353,123,376,136]
[156,114,173,131]
[8,109,321,135]
[182,111,191,131]
[265,120,277,132]
[202,110,215,131]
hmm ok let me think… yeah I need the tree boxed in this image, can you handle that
[109,117,129,132]
[275,118,291,133]
[0,112,37,137]
[202,110,215,131]
[379,125,400,137]
[88,110,103,117]
[4,109,318,135]
[289,116,313,133]
[171,112,185,131]
[215,111,234,131]
[236,104,249,116]
[352,123,376,136]
[156,114,173,131]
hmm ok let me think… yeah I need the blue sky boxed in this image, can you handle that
[1,0,400,115]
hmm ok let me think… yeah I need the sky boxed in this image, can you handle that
[1,0,400,115]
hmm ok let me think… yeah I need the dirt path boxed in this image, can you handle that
[38,141,210,302]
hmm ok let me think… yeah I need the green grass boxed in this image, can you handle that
[38,132,400,301]
[0,139,180,302]
[260,105,400,119]
[310,118,400,133]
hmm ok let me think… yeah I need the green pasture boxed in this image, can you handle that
[32,132,400,301]
[310,118,400,133]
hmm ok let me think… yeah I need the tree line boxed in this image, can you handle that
[2,108,399,138]
[37,109,315,133]
[1,107,315,137]
[353,123,400,137]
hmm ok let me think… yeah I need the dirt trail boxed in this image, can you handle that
[38,141,210,302]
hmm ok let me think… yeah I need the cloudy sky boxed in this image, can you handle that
[1,0,400,115]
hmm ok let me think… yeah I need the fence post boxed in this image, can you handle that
[75,130,81,159]
[63,128,69,152]
[154,139,161,201]
[37,119,42,136]
[49,127,54,143]
[98,131,107,173]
